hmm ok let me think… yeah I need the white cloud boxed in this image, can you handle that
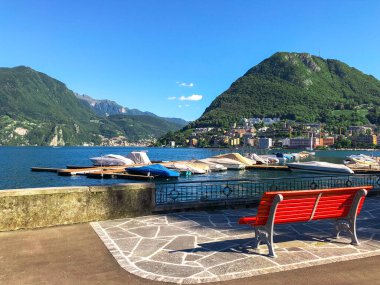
[179,94,203,101]
[176,81,194,87]
[167,96,176,100]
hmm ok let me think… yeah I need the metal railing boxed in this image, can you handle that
[155,174,380,207]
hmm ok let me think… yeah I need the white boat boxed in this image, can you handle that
[204,157,246,170]
[90,154,135,166]
[260,155,280,164]
[126,151,152,165]
[195,159,227,171]
[246,153,268,164]
[343,154,377,165]
[287,161,354,174]
[298,151,315,159]
[213,153,255,166]
[90,151,151,166]
[165,162,206,174]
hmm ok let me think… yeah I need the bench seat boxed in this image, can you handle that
[239,186,373,257]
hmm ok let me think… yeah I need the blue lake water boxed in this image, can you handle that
[0,146,378,190]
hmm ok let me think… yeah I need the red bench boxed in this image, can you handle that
[238,186,372,257]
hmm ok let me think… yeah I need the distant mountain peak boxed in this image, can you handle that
[75,93,188,126]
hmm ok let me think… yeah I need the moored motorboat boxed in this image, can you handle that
[195,159,227,171]
[187,162,211,173]
[248,153,267,164]
[259,155,279,164]
[204,157,246,170]
[213,153,255,166]
[343,154,377,165]
[126,164,179,178]
[90,151,151,166]
[287,161,354,174]
[126,151,152,164]
[90,154,135,166]
[164,162,207,174]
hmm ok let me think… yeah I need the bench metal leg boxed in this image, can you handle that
[253,228,259,249]
[253,194,283,257]
[333,189,367,246]
[254,226,275,256]
[334,218,359,245]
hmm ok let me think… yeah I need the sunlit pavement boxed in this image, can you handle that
[91,196,380,284]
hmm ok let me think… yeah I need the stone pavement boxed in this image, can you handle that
[91,196,380,284]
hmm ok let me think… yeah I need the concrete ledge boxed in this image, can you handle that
[0,183,155,232]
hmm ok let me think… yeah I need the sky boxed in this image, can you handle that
[0,1,379,121]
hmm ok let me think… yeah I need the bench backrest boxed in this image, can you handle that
[255,186,373,226]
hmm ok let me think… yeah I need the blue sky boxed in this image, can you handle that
[0,1,379,121]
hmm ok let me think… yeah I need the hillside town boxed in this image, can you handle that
[166,117,378,149]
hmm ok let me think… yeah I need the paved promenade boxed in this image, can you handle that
[0,197,380,284]
[92,196,380,284]
[1,223,380,284]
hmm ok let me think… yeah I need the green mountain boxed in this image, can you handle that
[0,66,184,145]
[191,52,380,129]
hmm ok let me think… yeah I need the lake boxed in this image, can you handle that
[0,146,377,190]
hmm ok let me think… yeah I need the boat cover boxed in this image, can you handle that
[213,153,255,166]
[127,164,179,177]
[90,154,135,166]
[127,151,152,165]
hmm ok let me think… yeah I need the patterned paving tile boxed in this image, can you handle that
[91,196,380,284]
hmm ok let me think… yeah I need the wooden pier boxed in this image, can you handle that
[31,165,156,181]
[57,166,126,176]
[31,167,61,173]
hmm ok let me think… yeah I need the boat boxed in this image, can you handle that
[204,157,246,170]
[290,153,301,161]
[213,153,255,166]
[195,159,227,171]
[187,162,211,172]
[275,153,294,164]
[90,151,151,166]
[299,151,315,157]
[287,161,354,174]
[126,164,179,178]
[246,153,268,164]
[90,154,135,166]
[260,155,280,164]
[126,151,152,164]
[343,154,377,165]
[164,162,207,174]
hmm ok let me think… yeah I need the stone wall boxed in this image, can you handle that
[0,183,155,231]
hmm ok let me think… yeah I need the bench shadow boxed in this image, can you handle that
[173,233,350,257]
[166,197,380,258]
